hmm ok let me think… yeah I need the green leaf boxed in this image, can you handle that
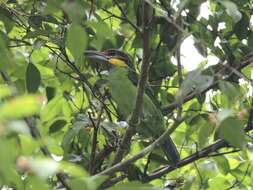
[30,158,59,179]
[208,174,230,189]
[198,122,215,148]
[26,176,51,190]
[49,119,67,134]
[219,117,246,148]
[177,70,213,101]
[193,38,207,57]
[58,161,88,177]
[108,181,167,190]
[0,85,13,99]
[248,32,253,50]
[62,124,83,153]
[0,95,42,119]
[199,161,218,180]
[219,80,241,102]
[68,176,106,190]
[0,139,20,186]
[40,96,63,122]
[234,13,250,40]
[26,62,41,93]
[62,1,85,23]
[220,1,242,23]
[19,134,37,155]
[44,0,63,14]
[216,109,234,123]
[182,176,195,190]
[0,32,12,70]
[230,161,251,179]
[159,20,178,50]
[46,87,55,101]
[0,6,14,33]
[87,20,116,50]
[213,156,230,175]
[66,24,87,61]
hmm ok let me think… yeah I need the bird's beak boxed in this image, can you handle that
[84,50,109,62]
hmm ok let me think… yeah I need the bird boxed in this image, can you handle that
[84,49,132,71]
[85,49,180,165]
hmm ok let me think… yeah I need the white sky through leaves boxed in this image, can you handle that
[181,2,219,71]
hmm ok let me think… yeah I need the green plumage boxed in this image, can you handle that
[106,68,180,165]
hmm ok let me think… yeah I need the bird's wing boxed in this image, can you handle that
[106,68,180,164]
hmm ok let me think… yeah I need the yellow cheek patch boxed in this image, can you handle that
[108,58,128,67]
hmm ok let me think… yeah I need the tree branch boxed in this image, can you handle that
[162,56,253,115]
[96,118,184,176]
[112,1,153,165]
[146,100,253,181]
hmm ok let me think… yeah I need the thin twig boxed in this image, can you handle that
[144,0,185,33]
[176,39,183,119]
[101,8,141,34]
[143,153,152,175]
[96,118,184,176]
[208,149,240,157]
[88,104,104,174]
[223,63,253,85]
[93,145,116,173]
[193,162,203,186]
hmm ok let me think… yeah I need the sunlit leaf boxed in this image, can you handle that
[230,161,251,179]
[208,174,230,189]
[66,24,87,61]
[30,158,59,179]
[0,95,43,119]
[59,161,87,177]
[0,85,13,99]
[0,6,14,33]
[213,156,230,175]
[41,96,63,122]
[198,122,215,148]
[19,134,37,155]
[68,176,106,190]
[26,176,51,190]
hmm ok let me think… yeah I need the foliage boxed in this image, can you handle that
[0,0,253,189]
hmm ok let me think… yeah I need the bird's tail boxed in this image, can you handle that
[162,137,180,166]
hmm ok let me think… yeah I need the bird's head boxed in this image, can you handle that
[85,49,133,69]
